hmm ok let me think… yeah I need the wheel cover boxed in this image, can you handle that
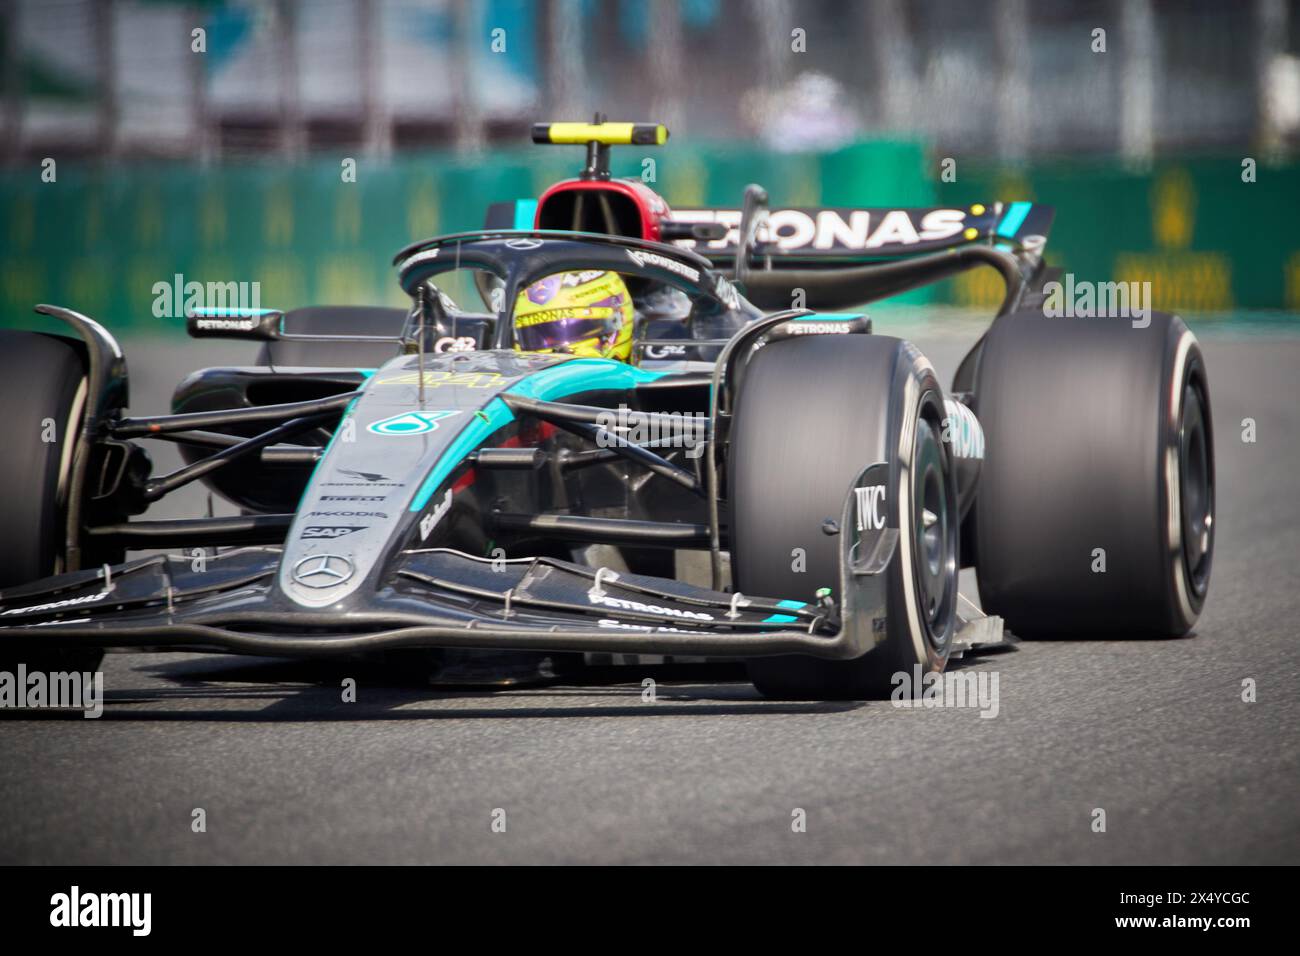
[1178,377,1213,596]
[911,416,957,648]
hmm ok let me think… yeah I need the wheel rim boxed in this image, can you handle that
[912,416,956,646]
[1178,377,1213,595]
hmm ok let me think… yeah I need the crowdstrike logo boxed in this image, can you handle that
[624,248,701,282]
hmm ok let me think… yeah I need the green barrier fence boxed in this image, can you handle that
[939,157,1300,313]
[1,144,1298,334]
[0,141,928,333]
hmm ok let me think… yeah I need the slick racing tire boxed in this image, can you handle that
[0,330,104,673]
[257,306,408,367]
[970,311,1213,637]
[731,334,959,700]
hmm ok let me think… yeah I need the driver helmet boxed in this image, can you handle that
[513,270,633,362]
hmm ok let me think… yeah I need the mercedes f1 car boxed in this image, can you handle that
[0,121,1215,699]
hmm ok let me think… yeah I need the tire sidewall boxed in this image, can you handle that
[1160,325,1213,632]
[885,380,958,679]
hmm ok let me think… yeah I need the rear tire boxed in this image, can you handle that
[971,311,1213,637]
[730,335,959,699]
[0,331,104,672]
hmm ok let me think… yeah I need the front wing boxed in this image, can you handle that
[0,547,888,661]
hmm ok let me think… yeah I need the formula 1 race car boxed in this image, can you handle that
[0,121,1215,699]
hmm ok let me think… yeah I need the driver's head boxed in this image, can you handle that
[513,270,633,362]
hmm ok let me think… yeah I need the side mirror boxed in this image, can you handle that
[660,220,727,242]
[734,184,770,286]
[186,308,284,341]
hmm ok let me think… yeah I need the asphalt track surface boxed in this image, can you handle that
[1,316,1297,865]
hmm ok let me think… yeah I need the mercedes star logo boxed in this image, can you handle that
[505,238,542,250]
[292,554,355,588]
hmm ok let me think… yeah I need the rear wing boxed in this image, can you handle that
[489,119,1054,309]
[482,195,1055,312]
[667,202,1054,262]
[484,199,1052,259]
[669,200,1055,312]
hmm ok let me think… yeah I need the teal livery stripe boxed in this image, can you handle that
[408,397,516,511]
[297,395,360,510]
[505,358,665,401]
[762,598,808,624]
[299,367,377,508]
[513,199,539,230]
[797,312,864,322]
[996,201,1032,239]
[408,359,667,511]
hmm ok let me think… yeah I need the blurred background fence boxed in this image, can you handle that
[2,0,1299,330]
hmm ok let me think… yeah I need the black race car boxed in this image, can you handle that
[0,122,1214,699]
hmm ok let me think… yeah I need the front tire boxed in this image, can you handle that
[729,334,959,699]
[0,330,104,673]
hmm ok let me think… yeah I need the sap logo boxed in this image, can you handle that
[367,411,459,436]
[301,525,363,539]
[419,489,453,541]
[855,484,887,532]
